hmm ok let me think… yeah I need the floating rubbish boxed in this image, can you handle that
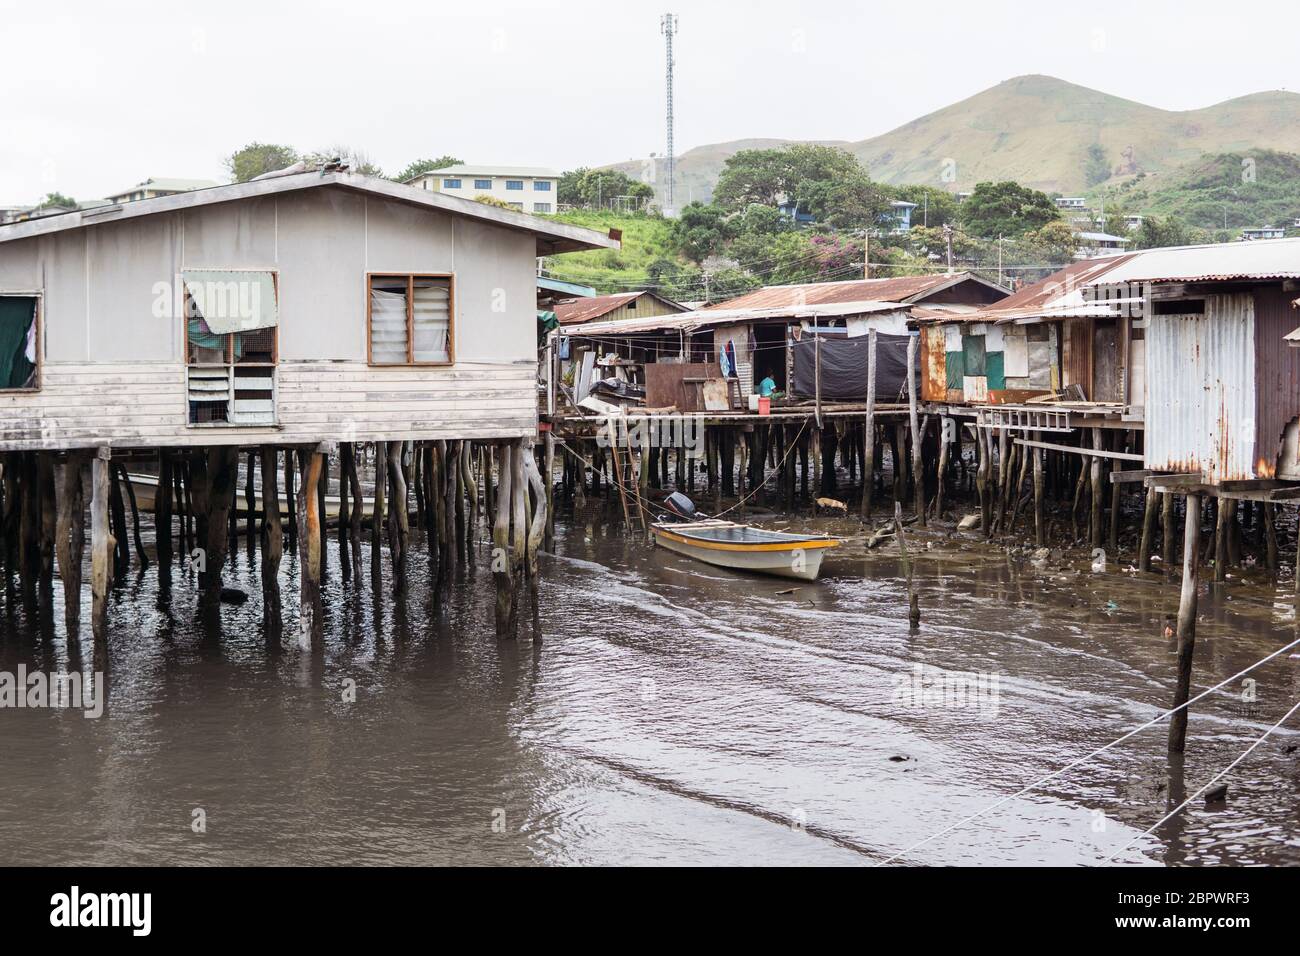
[957,514,981,531]
[1205,783,1229,804]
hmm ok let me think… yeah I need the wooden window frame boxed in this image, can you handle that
[183,271,280,428]
[366,272,456,367]
[0,292,40,393]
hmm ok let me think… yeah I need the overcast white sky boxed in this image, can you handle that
[2,0,1297,202]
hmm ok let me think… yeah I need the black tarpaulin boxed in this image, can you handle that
[789,333,917,402]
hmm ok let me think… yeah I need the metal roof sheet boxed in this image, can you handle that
[916,255,1135,324]
[703,272,1003,311]
[569,299,906,337]
[1083,237,1300,285]
[0,171,617,256]
[554,291,688,325]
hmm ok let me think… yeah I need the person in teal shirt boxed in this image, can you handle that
[757,374,776,397]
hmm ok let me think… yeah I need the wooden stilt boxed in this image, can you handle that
[371,442,387,594]
[56,451,87,638]
[297,447,323,649]
[493,442,515,636]
[1089,428,1103,550]
[90,448,113,654]
[905,334,924,526]
[1264,502,1278,579]
[108,462,129,583]
[203,447,238,609]
[157,450,173,577]
[338,443,352,577]
[260,446,283,649]
[1214,495,1231,583]
[284,450,297,544]
[1032,431,1045,546]
[37,453,56,624]
[244,450,257,552]
[1169,492,1201,754]
[976,427,991,536]
[895,501,920,629]
[1161,491,1174,571]
[388,440,408,596]
[345,443,364,583]
[1138,483,1158,572]
[118,461,149,571]
[543,431,556,552]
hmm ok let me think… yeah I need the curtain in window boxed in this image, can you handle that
[411,282,450,362]
[370,288,409,363]
[182,270,278,334]
[0,296,36,389]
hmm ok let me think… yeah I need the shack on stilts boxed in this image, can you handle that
[0,163,616,651]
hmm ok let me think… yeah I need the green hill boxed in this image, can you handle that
[605,75,1300,201]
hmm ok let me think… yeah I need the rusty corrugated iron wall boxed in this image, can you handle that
[1144,293,1256,483]
[1252,286,1300,477]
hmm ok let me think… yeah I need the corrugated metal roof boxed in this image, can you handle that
[0,172,618,256]
[1085,237,1300,285]
[704,272,1001,311]
[555,291,687,325]
[569,299,906,337]
[916,255,1135,325]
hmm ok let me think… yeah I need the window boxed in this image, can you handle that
[474,178,492,190]
[184,271,278,426]
[0,295,39,391]
[533,202,552,213]
[443,178,462,189]
[534,180,552,191]
[505,180,524,191]
[507,202,524,211]
[368,274,453,365]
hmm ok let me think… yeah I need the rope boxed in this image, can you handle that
[875,632,1300,865]
[712,417,811,519]
[1108,695,1300,863]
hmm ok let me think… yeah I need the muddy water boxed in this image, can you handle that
[2,506,1300,866]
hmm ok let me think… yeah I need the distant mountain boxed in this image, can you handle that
[605,75,1300,202]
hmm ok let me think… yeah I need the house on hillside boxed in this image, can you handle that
[0,168,616,451]
[405,165,560,215]
[104,177,221,205]
[1075,231,1130,258]
[1242,227,1285,241]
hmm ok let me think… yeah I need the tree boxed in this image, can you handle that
[37,192,76,209]
[733,203,788,237]
[713,144,866,217]
[670,202,732,264]
[1021,220,1079,267]
[959,181,1061,239]
[1084,144,1111,188]
[702,267,760,304]
[799,171,891,230]
[1131,214,1195,249]
[392,156,463,183]
[888,184,960,230]
[570,169,652,210]
[225,143,300,182]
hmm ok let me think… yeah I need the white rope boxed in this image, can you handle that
[875,633,1300,865]
[1108,695,1300,863]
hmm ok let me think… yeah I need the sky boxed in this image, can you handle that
[3,0,1299,203]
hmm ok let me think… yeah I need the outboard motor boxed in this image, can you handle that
[661,492,698,522]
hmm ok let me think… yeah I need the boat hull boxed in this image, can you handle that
[651,524,836,581]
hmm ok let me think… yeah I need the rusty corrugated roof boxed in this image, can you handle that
[704,273,998,311]
[554,290,687,325]
[917,255,1136,325]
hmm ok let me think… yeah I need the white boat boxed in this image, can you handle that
[651,519,840,581]
[126,472,380,525]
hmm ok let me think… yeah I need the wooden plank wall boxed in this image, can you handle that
[0,361,537,450]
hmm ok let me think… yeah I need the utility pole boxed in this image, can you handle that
[661,14,678,216]
[863,229,870,280]
[943,223,954,274]
[997,234,1003,286]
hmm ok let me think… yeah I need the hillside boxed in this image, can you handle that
[1105,149,1300,232]
[605,76,1300,201]
[541,209,684,294]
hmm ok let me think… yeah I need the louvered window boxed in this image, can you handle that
[368,274,453,365]
[184,270,278,426]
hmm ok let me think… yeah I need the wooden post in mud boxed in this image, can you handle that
[297,446,324,650]
[203,447,237,608]
[1264,503,1279,578]
[344,444,364,582]
[1214,497,1233,583]
[493,441,515,636]
[119,461,149,571]
[55,452,86,637]
[907,333,925,527]
[976,427,991,536]
[1161,492,1175,571]
[895,501,920,629]
[543,431,556,552]
[1138,483,1158,573]
[523,443,548,578]
[259,446,283,648]
[338,443,352,574]
[388,441,408,596]
[1169,491,1202,755]
[1032,431,1045,547]
[463,442,479,563]
[108,462,129,582]
[37,454,57,622]
[283,450,297,545]
[1090,428,1103,550]
[935,418,950,521]
[90,447,113,650]
[371,442,387,594]
[244,450,257,549]
[157,450,173,576]
[861,330,877,521]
